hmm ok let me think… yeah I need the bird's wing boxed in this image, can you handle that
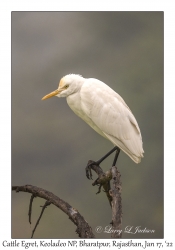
[80,79,144,162]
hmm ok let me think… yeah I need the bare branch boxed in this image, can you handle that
[13,165,122,239]
[28,194,35,224]
[86,161,123,238]
[12,185,95,238]
[109,166,122,238]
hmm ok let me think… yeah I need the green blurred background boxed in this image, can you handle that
[12,12,163,239]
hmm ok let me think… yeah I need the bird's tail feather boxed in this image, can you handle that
[103,132,144,164]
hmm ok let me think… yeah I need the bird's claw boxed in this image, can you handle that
[85,160,99,180]
[86,165,93,180]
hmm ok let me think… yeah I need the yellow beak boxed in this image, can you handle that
[42,89,61,100]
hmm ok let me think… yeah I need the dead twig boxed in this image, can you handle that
[28,194,35,224]
[31,200,51,238]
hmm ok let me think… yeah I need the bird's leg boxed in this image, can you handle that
[87,146,118,168]
[86,146,119,179]
[112,147,120,166]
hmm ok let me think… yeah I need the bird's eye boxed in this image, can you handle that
[65,85,69,89]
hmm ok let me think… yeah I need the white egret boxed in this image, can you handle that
[42,74,144,178]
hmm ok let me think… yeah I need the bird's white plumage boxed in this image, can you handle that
[42,74,144,163]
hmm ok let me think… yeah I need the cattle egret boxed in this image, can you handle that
[42,74,144,178]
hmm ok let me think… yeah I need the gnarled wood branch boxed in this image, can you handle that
[109,166,122,238]
[86,161,122,238]
[12,185,95,238]
[12,164,122,239]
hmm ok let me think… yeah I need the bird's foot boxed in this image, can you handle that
[85,160,100,180]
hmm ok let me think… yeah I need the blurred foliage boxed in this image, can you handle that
[12,12,163,239]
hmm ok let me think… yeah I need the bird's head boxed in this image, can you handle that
[42,74,84,100]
